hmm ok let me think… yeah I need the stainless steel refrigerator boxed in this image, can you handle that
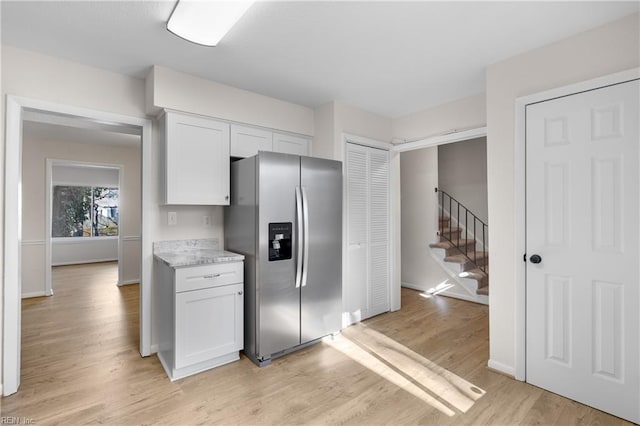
[224,151,342,366]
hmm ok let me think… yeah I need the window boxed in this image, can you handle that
[52,186,119,237]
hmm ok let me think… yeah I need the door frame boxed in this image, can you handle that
[3,96,153,396]
[341,133,395,327]
[393,127,488,304]
[513,67,640,381]
[45,159,124,294]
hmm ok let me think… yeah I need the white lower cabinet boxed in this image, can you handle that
[156,260,244,380]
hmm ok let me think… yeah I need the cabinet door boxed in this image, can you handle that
[175,283,243,369]
[230,124,273,158]
[273,132,311,156]
[165,112,230,205]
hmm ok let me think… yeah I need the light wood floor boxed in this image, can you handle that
[2,262,632,425]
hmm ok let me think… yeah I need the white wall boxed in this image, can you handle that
[51,237,118,267]
[312,102,335,160]
[313,101,394,161]
[53,164,119,187]
[438,137,488,224]
[392,94,486,142]
[147,66,315,136]
[486,13,640,373]
[400,147,452,290]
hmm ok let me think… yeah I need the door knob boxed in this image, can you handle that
[530,254,542,264]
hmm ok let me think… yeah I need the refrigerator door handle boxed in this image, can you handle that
[301,186,310,287]
[295,186,304,289]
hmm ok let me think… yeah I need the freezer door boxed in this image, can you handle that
[257,152,301,357]
[300,156,343,343]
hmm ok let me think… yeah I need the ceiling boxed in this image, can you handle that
[2,1,638,118]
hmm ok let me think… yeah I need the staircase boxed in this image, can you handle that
[429,189,489,296]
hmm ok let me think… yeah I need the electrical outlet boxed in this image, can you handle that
[168,211,177,226]
[203,215,212,227]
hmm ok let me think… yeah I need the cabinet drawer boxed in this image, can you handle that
[175,262,243,293]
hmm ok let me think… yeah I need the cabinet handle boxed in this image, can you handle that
[203,274,220,279]
[238,291,243,295]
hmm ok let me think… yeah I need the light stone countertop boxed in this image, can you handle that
[153,238,244,268]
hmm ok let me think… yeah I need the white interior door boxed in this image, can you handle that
[526,79,639,423]
[345,142,390,323]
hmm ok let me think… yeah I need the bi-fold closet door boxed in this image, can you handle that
[345,142,390,322]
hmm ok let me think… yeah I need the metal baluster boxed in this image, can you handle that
[435,190,488,273]
[483,225,486,272]
[441,190,444,237]
[456,202,460,249]
[473,218,477,265]
[448,195,452,242]
[465,210,468,257]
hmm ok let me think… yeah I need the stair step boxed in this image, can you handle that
[441,226,460,233]
[429,239,475,250]
[429,241,450,249]
[440,227,463,238]
[459,267,489,295]
[476,286,489,296]
[459,268,487,281]
[444,251,488,264]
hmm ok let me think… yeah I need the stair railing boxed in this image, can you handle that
[435,188,488,275]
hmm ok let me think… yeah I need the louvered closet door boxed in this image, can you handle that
[368,148,390,317]
[346,142,390,322]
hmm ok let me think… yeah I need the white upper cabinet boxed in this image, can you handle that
[230,124,273,158]
[273,132,311,156]
[162,111,230,205]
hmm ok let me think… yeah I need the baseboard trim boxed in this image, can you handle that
[52,258,118,266]
[439,290,488,305]
[117,279,140,286]
[150,344,159,355]
[488,359,516,378]
[21,240,46,246]
[401,281,426,291]
[22,291,49,299]
[401,281,488,305]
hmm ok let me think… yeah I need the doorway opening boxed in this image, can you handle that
[397,128,488,305]
[3,97,153,396]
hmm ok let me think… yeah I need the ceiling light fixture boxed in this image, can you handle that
[167,0,255,47]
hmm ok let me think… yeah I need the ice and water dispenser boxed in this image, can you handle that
[268,222,292,261]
